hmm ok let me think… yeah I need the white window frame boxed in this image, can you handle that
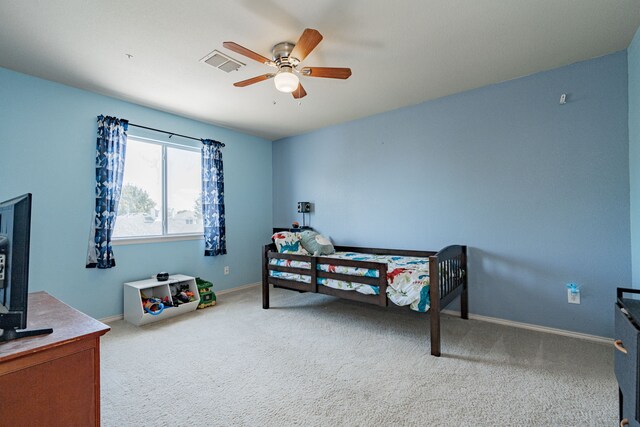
[113,136,203,245]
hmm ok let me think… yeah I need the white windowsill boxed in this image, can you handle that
[112,234,204,246]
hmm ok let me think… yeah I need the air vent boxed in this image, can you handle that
[201,50,245,73]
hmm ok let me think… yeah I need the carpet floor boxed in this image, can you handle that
[101,285,616,426]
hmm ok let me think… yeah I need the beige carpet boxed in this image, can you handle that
[101,285,616,426]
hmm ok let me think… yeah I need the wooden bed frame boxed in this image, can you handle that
[262,238,468,356]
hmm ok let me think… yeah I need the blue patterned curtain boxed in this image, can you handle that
[201,139,226,256]
[86,115,128,268]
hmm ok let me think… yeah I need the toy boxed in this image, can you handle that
[171,283,196,305]
[196,277,217,309]
[140,292,165,315]
[161,295,173,307]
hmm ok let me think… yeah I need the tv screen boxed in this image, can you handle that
[0,193,31,328]
[0,193,52,342]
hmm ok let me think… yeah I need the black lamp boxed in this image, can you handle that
[297,202,311,229]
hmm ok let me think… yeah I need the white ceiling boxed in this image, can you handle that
[1,0,639,141]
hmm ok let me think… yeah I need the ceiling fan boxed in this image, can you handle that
[223,28,352,99]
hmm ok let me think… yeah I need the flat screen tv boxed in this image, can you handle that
[0,193,52,343]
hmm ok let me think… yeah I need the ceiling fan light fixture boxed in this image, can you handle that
[274,68,299,93]
[225,29,351,99]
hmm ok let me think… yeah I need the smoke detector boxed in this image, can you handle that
[201,50,245,73]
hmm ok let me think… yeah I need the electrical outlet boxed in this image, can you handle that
[567,288,580,304]
[224,266,230,275]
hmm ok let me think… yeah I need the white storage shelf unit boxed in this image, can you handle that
[124,274,200,326]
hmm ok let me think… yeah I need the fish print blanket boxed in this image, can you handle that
[269,252,431,312]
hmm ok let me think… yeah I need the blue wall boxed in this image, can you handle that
[630,27,640,289]
[273,51,630,338]
[0,67,272,319]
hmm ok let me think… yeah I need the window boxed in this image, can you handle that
[167,146,202,234]
[113,137,202,240]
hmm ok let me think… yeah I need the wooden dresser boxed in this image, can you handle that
[617,288,640,427]
[0,292,110,426]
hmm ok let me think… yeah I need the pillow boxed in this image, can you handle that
[300,230,335,256]
[272,232,309,255]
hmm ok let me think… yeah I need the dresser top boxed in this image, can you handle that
[0,291,110,362]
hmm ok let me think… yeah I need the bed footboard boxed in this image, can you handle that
[429,245,468,356]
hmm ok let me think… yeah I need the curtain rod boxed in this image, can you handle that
[128,123,225,147]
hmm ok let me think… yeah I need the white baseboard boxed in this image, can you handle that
[219,284,612,345]
[100,314,124,324]
[441,309,612,345]
[216,281,260,295]
[99,281,262,324]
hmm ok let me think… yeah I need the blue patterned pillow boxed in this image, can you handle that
[272,232,310,255]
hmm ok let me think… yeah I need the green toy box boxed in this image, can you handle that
[195,277,217,309]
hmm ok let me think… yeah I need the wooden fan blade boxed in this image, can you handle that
[300,67,352,79]
[292,83,307,99]
[233,74,275,87]
[290,29,323,62]
[223,41,271,65]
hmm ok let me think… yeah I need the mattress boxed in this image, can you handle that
[269,251,431,312]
